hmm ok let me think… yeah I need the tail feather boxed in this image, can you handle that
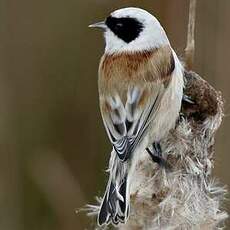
[118,177,127,215]
[98,175,129,226]
[98,191,109,225]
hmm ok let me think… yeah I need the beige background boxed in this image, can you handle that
[0,0,229,229]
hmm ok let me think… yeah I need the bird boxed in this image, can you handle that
[89,7,184,226]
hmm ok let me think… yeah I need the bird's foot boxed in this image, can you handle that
[146,142,171,170]
[183,94,194,104]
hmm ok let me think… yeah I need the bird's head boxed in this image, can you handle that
[89,7,170,54]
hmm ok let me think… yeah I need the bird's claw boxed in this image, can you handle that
[146,142,171,170]
[183,94,195,104]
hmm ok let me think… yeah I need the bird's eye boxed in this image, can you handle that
[116,23,123,27]
[114,22,124,32]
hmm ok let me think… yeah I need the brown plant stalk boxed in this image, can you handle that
[185,0,197,70]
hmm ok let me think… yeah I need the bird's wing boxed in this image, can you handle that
[100,82,166,161]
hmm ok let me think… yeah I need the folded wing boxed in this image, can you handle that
[101,83,165,161]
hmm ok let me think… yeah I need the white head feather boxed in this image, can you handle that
[104,7,170,54]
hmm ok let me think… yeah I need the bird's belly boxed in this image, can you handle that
[147,76,183,146]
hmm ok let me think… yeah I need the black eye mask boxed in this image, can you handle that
[105,16,144,43]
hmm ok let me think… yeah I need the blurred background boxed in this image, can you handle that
[0,0,229,229]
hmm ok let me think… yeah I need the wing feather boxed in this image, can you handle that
[101,83,166,161]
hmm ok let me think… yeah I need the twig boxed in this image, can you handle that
[185,0,197,70]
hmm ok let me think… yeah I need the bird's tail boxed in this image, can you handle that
[98,173,129,226]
